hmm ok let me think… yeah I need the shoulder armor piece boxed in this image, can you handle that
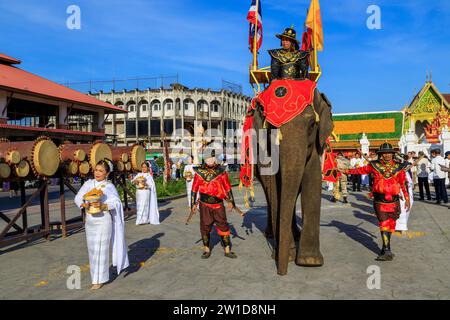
[268,49,307,64]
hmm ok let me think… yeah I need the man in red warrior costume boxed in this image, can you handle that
[190,150,238,259]
[342,143,410,261]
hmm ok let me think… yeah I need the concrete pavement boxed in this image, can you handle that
[1,183,449,300]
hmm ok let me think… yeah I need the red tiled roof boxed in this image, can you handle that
[0,123,105,137]
[0,56,126,114]
[0,53,21,65]
[443,94,450,104]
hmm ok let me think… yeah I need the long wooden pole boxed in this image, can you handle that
[312,0,318,72]
[252,0,260,71]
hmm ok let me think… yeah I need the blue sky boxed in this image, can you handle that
[0,0,449,113]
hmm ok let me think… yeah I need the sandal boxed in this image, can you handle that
[224,252,237,259]
[201,251,211,259]
[90,284,103,290]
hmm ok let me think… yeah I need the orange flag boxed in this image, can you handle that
[305,0,324,51]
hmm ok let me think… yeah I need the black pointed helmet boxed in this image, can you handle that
[276,27,300,50]
[377,142,396,154]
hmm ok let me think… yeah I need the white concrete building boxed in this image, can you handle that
[91,83,251,148]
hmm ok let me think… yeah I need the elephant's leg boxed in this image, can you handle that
[258,174,275,238]
[297,149,324,267]
[278,164,303,276]
[264,174,282,261]
[268,175,278,241]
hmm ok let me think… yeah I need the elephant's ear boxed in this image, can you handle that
[315,90,334,155]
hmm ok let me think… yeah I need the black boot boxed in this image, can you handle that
[201,235,211,259]
[220,235,237,259]
[376,231,393,261]
[343,197,348,204]
[385,231,394,259]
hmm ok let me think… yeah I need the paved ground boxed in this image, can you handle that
[1,183,450,300]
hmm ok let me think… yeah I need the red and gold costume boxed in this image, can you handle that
[191,164,236,257]
[347,143,410,261]
[348,159,409,231]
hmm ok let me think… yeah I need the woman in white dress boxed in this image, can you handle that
[132,161,160,225]
[183,156,196,208]
[74,159,129,290]
[396,167,414,232]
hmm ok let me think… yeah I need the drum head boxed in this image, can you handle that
[74,149,87,162]
[15,160,30,178]
[90,143,112,171]
[33,140,59,176]
[131,145,146,171]
[0,163,11,179]
[7,150,21,165]
[79,161,90,175]
[116,161,125,172]
[68,161,78,175]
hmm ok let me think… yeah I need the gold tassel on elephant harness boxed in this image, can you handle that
[311,104,320,123]
[239,180,255,209]
[276,128,283,145]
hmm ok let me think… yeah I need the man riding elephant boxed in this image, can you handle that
[269,27,310,81]
[241,26,334,275]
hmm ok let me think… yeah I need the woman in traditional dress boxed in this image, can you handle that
[183,156,196,208]
[396,157,415,233]
[74,159,129,290]
[132,161,160,225]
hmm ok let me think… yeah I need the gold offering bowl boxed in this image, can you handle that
[184,172,193,182]
[136,176,147,189]
[83,195,103,214]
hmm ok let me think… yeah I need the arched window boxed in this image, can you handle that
[126,101,136,112]
[151,99,161,111]
[164,99,174,111]
[114,101,124,109]
[197,100,208,113]
[138,100,148,113]
[211,100,220,113]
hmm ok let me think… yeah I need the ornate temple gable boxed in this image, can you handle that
[406,82,450,117]
[403,82,450,133]
[414,89,441,114]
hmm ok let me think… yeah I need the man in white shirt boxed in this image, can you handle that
[350,152,364,192]
[431,148,449,204]
[417,151,431,201]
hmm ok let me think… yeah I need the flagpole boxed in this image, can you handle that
[312,0,318,72]
[252,0,260,71]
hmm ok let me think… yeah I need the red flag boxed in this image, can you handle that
[322,137,340,183]
[301,28,313,52]
[240,112,254,187]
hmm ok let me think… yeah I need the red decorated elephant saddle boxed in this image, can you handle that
[251,79,317,127]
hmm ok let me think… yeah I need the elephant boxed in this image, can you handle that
[251,87,334,276]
